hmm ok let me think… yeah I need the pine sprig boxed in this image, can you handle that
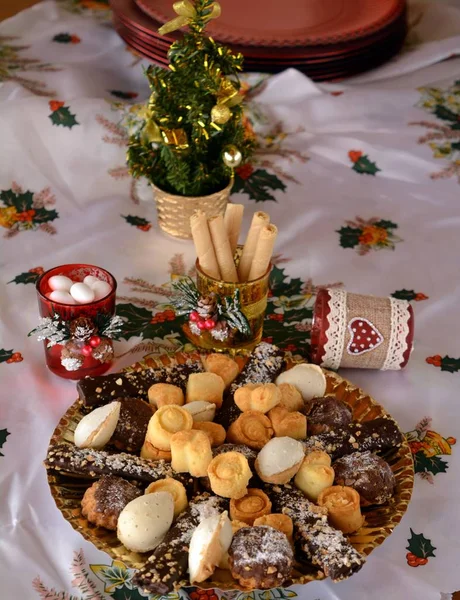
[171,277,201,315]
[217,289,251,335]
[28,314,70,347]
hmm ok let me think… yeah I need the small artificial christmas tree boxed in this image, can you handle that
[126,0,254,197]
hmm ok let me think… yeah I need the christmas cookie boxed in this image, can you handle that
[148,383,184,408]
[170,430,213,478]
[294,459,335,502]
[277,383,304,412]
[268,405,307,439]
[253,513,294,544]
[275,363,326,402]
[192,421,226,446]
[117,491,175,553]
[182,400,216,422]
[226,410,274,450]
[81,475,141,530]
[234,383,281,413]
[188,511,233,583]
[73,401,121,449]
[111,398,155,453]
[145,478,188,519]
[203,353,239,388]
[228,526,293,589]
[333,451,396,506]
[186,372,225,408]
[229,488,272,525]
[255,437,304,484]
[140,440,172,462]
[317,486,364,534]
[145,405,193,451]
[304,396,353,435]
[207,451,252,499]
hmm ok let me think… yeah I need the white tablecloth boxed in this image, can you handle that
[1,1,460,599]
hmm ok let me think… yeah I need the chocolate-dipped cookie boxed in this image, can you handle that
[111,398,155,452]
[333,451,396,505]
[228,525,293,589]
[304,396,352,435]
[81,475,141,530]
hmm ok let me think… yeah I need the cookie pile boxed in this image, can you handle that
[45,342,403,592]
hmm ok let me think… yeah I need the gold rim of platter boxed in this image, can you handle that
[47,351,414,591]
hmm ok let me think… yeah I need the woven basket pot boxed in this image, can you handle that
[152,178,233,239]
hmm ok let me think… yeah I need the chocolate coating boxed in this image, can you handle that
[229,526,293,589]
[81,475,141,530]
[333,451,396,505]
[111,397,154,452]
[305,396,352,435]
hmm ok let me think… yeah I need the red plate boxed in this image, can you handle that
[110,0,406,59]
[134,0,405,47]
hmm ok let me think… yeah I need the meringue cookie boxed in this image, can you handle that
[182,401,216,422]
[73,401,121,449]
[275,363,326,402]
[189,511,233,583]
[117,491,174,553]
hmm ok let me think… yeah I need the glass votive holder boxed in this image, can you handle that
[34,264,117,380]
[184,253,271,354]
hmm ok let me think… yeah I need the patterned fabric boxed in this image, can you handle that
[1,1,460,599]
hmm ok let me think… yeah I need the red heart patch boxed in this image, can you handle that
[347,317,383,356]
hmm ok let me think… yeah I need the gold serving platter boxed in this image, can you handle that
[47,352,414,590]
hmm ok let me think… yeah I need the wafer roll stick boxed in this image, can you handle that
[208,214,239,282]
[190,211,221,280]
[237,211,270,281]
[224,204,244,255]
[248,224,278,281]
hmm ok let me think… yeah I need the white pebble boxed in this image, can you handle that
[48,275,73,292]
[48,290,76,304]
[83,275,101,288]
[70,282,95,304]
[92,280,112,301]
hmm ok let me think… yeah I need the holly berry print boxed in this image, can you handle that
[48,100,79,129]
[0,429,10,457]
[337,217,402,255]
[0,183,58,238]
[0,349,23,364]
[406,417,456,483]
[8,266,44,285]
[121,215,152,231]
[426,355,460,373]
[406,529,436,567]
[392,289,429,302]
[348,150,381,175]
[52,33,81,43]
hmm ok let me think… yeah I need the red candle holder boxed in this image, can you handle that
[35,264,118,380]
[310,289,414,370]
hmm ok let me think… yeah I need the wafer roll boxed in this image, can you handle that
[248,224,277,281]
[237,211,270,281]
[224,204,244,255]
[208,214,238,282]
[190,210,221,280]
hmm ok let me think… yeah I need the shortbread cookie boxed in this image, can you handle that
[186,372,225,408]
[226,410,273,450]
[229,488,272,525]
[268,405,306,439]
[145,405,193,451]
[207,451,252,499]
[203,354,239,388]
[170,430,213,478]
[148,383,184,408]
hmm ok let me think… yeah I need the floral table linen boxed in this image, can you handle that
[1,1,460,599]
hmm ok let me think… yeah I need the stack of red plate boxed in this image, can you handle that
[110,0,407,80]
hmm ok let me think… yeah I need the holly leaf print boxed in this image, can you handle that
[33,207,59,223]
[121,215,151,228]
[0,429,10,457]
[11,191,34,212]
[233,168,286,202]
[406,529,436,559]
[413,451,448,475]
[392,289,417,301]
[0,349,13,363]
[337,226,361,249]
[434,104,459,123]
[8,271,41,285]
[116,303,153,340]
[351,155,381,176]
[374,219,398,230]
[49,106,79,129]
[269,266,303,297]
[440,355,460,373]
[0,189,19,207]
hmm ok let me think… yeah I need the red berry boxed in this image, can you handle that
[418,557,428,566]
[197,320,207,330]
[204,319,215,330]
[6,358,14,364]
[89,336,101,348]
[189,311,199,322]
[81,345,93,357]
